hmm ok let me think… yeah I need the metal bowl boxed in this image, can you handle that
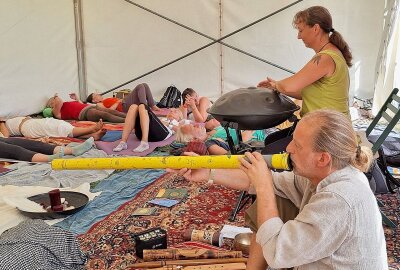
[19,191,89,220]
[233,232,253,255]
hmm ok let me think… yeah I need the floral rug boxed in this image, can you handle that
[78,173,246,270]
[378,191,400,270]
[78,171,400,270]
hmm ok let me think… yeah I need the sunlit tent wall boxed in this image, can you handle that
[0,0,394,119]
[373,0,400,114]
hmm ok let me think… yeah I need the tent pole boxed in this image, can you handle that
[73,0,87,101]
[219,0,224,97]
[101,0,302,95]
[123,0,297,74]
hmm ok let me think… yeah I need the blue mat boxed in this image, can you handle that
[100,130,122,142]
[54,169,165,234]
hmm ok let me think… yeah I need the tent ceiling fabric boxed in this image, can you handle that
[0,0,385,118]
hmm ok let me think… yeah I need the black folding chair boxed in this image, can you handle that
[365,88,400,228]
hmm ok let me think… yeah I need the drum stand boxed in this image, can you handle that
[222,116,298,221]
[219,122,258,222]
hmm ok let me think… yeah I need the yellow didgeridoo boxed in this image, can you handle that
[51,153,292,171]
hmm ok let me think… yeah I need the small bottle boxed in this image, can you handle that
[48,189,63,211]
[183,229,220,246]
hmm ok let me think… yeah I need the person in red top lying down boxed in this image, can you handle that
[46,93,126,123]
[86,83,160,113]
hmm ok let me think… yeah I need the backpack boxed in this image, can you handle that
[366,135,400,194]
[372,135,400,167]
[157,85,182,108]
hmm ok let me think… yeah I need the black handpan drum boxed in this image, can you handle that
[208,87,300,130]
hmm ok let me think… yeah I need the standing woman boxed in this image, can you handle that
[258,6,351,118]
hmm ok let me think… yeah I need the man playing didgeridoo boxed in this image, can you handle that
[169,109,387,270]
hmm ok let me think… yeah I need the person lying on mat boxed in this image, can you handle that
[175,122,208,144]
[85,83,161,113]
[0,115,105,140]
[257,6,351,118]
[204,118,265,155]
[0,136,94,163]
[46,94,126,123]
[159,108,188,131]
[180,88,212,123]
[112,106,183,153]
[175,119,265,155]
[169,109,387,270]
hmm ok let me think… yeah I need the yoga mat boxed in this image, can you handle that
[95,133,175,156]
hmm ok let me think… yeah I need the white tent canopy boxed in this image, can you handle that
[0,0,391,119]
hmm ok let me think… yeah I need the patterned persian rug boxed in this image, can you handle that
[78,172,400,269]
[378,191,400,270]
[78,173,247,270]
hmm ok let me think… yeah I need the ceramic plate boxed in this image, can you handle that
[19,191,89,219]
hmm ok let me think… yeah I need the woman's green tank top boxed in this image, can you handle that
[300,50,350,117]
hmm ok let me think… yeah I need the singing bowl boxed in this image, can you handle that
[233,232,253,255]
[208,87,300,130]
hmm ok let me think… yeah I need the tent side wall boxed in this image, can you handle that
[0,1,79,119]
[0,0,385,118]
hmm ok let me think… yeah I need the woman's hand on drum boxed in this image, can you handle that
[257,77,278,91]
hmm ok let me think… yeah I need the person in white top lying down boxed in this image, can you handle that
[0,116,105,140]
[169,109,388,270]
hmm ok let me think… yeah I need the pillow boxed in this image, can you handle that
[42,107,53,118]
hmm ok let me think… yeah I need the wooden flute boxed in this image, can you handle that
[143,248,242,261]
[150,262,247,270]
[128,258,248,269]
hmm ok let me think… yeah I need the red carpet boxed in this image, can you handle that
[377,192,400,270]
[78,173,246,270]
[77,172,400,269]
